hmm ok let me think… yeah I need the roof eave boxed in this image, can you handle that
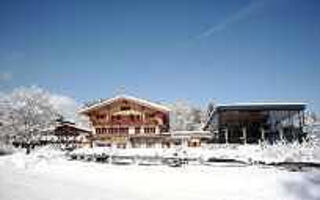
[79,95,170,114]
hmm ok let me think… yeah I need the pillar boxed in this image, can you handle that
[279,128,284,141]
[128,126,135,135]
[182,138,188,147]
[155,126,160,134]
[260,127,265,142]
[224,128,229,144]
[126,140,132,149]
[242,127,247,145]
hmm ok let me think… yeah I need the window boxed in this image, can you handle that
[96,128,101,134]
[121,106,131,111]
[111,116,121,121]
[108,128,116,134]
[117,144,126,149]
[102,128,106,134]
[144,127,155,134]
[119,127,128,134]
[146,142,154,148]
[96,115,105,120]
[135,127,140,134]
[113,128,119,134]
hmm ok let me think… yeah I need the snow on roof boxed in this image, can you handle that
[41,124,92,133]
[79,95,170,114]
[57,123,92,133]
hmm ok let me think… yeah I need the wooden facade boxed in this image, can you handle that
[80,95,171,148]
[54,121,92,147]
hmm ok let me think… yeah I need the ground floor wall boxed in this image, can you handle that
[91,134,211,148]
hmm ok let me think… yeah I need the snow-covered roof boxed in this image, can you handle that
[79,95,170,114]
[56,123,92,133]
[41,123,92,133]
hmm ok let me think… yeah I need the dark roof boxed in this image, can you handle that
[216,103,306,111]
[54,124,92,136]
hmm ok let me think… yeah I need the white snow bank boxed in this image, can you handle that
[0,143,16,155]
[2,141,320,172]
[194,142,320,164]
[68,141,320,165]
[0,146,65,170]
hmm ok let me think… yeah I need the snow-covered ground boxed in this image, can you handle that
[0,147,320,200]
[70,142,320,164]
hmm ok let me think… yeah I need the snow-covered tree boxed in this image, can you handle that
[0,86,90,144]
[304,111,320,145]
[0,87,59,143]
[167,100,205,131]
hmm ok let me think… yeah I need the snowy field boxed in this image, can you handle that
[70,142,320,164]
[1,147,320,200]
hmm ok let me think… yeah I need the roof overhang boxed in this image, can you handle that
[79,95,170,114]
[216,102,307,111]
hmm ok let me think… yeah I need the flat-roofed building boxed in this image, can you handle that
[203,103,307,144]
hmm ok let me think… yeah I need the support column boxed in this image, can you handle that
[181,138,187,147]
[279,128,284,141]
[126,141,131,149]
[128,126,135,135]
[260,127,265,142]
[224,128,229,144]
[155,126,160,134]
[242,127,247,145]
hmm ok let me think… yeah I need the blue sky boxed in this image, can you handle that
[0,0,319,111]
